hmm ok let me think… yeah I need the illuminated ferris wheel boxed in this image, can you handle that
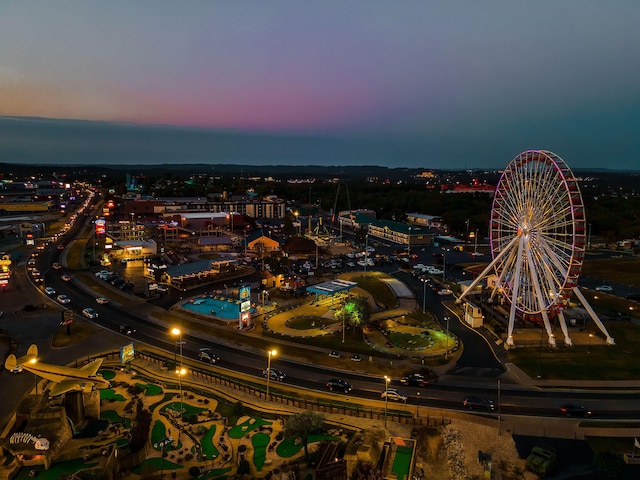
[458,150,614,347]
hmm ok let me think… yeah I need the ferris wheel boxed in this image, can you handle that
[458,150,614,347]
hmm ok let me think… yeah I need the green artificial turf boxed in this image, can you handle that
[99,389,125,401]
[135,382,164,396]
[252,432,271,471]
[98,369,116,380]
[276,434,340,458]
[14,459,98,480]
[391,445,413,479]
[201,425,220,458]
[130,457,183,475]
[228,418,273,439]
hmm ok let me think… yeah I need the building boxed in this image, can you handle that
[351,214,435,249]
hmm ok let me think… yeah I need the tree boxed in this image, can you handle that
[284,410,326,463]
[335,295,371,334]
[593,451,625,480]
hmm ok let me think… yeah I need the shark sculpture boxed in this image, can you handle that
[4,344,110,396]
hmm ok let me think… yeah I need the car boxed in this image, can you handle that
[198,348,220,364]
[82,307,99,319]
[463,396,495,411]
[328,350,341,358]
[624,293,640,301]
[156,284,169,293]
[560,404,592,417]
[385,341,394,348]
[119,324,136,335]
[381,389,407,402]
[52,262,62,270]
[57,244,65,250]
[56,294,71,304]
[400,373,429,387]
[594,285,613,293]
[61,274,71,282]
[262,368,286,381]
[96,297,109,304]
[438,289,453,296]
[10,365,23,374]
[326,378,352,393]
[350,354,362,362]
[44,287,56,295]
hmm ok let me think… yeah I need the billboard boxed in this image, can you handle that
[95,219,106,235]
[239,285,250,301]
[121,342,135,364]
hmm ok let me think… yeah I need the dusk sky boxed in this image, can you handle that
[1,1,639,170]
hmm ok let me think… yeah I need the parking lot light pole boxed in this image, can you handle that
[384,375,390,428]
[421,278,427,314]
[444,316,450,359]
[171,328,185,422]
[266,349,277,399]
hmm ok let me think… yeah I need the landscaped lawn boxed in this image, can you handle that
[387,331,433,349]
[228,418,273,439]
[99,389,125,401]
[287,316,329,330]
[135,382,163,396]
[507,322,640,380]
[351,274,396,309]
[130,457,183,475]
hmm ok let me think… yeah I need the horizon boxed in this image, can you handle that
[1,2,639,170]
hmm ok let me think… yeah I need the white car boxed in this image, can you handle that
[45,287,56,295]
[57,294,71,304]
[437,289,453,296]
[594,285,613,293]
[381,389,407,402]
[96,297,109,304]
[82,308,99,319]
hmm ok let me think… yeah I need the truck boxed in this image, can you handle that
[526,445,557,477]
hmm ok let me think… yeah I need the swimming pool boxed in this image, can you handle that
[181,295,254,321]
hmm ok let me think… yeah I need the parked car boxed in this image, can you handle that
[61,274,71,282]
[52,262,62,270]
[594,285,613,293]
[326,378,352,393]
[400,373,429,387]
[328,350,341,358]
[350,354,362,362]
[156,284,169,293]
[437,289,453,296]
[262,368,286,381]
[44,287,56,295]
[463,396,495,411]
[96,297,109,304]
[119,324,136,335]
[82,308,99,319]
[56,294,71,304]
[381,389,407,402]
[624,293,640,301]
[560,404,592,417]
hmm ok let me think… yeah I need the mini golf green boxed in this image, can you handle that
[160,400,208,417]
[98,369,116,381]
[149,393,176,412]
[201,425,220,459]
[276,434,341,458]
[100,409,131,428]
[99,388,126,401]
[135,382,163,396]
[130,457,183,475]
[228,418,273,439]
[391,445,413,479]
[151,420,181,451]
[252,432,271,471]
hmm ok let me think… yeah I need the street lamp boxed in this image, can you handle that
[588,333,593,353]
[444,316,450,359]
[383,375,390,428]
[266,349,277,399]
[30,358,38,394]
[421,278,427,314]
[537,329,544,379]
[364,234,369,273]
[442,248,447,282]
[171,328,185,422]
[474,229,479,254]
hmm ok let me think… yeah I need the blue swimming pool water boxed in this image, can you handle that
[181,296,242,320]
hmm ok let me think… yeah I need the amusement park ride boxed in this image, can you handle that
[457,150,615,348]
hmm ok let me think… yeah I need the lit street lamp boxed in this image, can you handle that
[384,375,390,428]
[171,328,185,423]
[588,333,593,353]
[30,358,38,394]
[266,349,277,399]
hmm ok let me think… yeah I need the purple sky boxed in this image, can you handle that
[1,1,639,169]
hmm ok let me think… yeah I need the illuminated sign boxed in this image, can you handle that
[239,285,250,301]
[60,309,74,326]
[95,219,106,235]
[241,311,251,325]
[26,233,34,246]
[121,342,135,363]
[241,300,251,313]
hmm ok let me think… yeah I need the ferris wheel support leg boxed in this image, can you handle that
[572,287,615,345]
[557,310,573,346]
[524,238,556,346]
